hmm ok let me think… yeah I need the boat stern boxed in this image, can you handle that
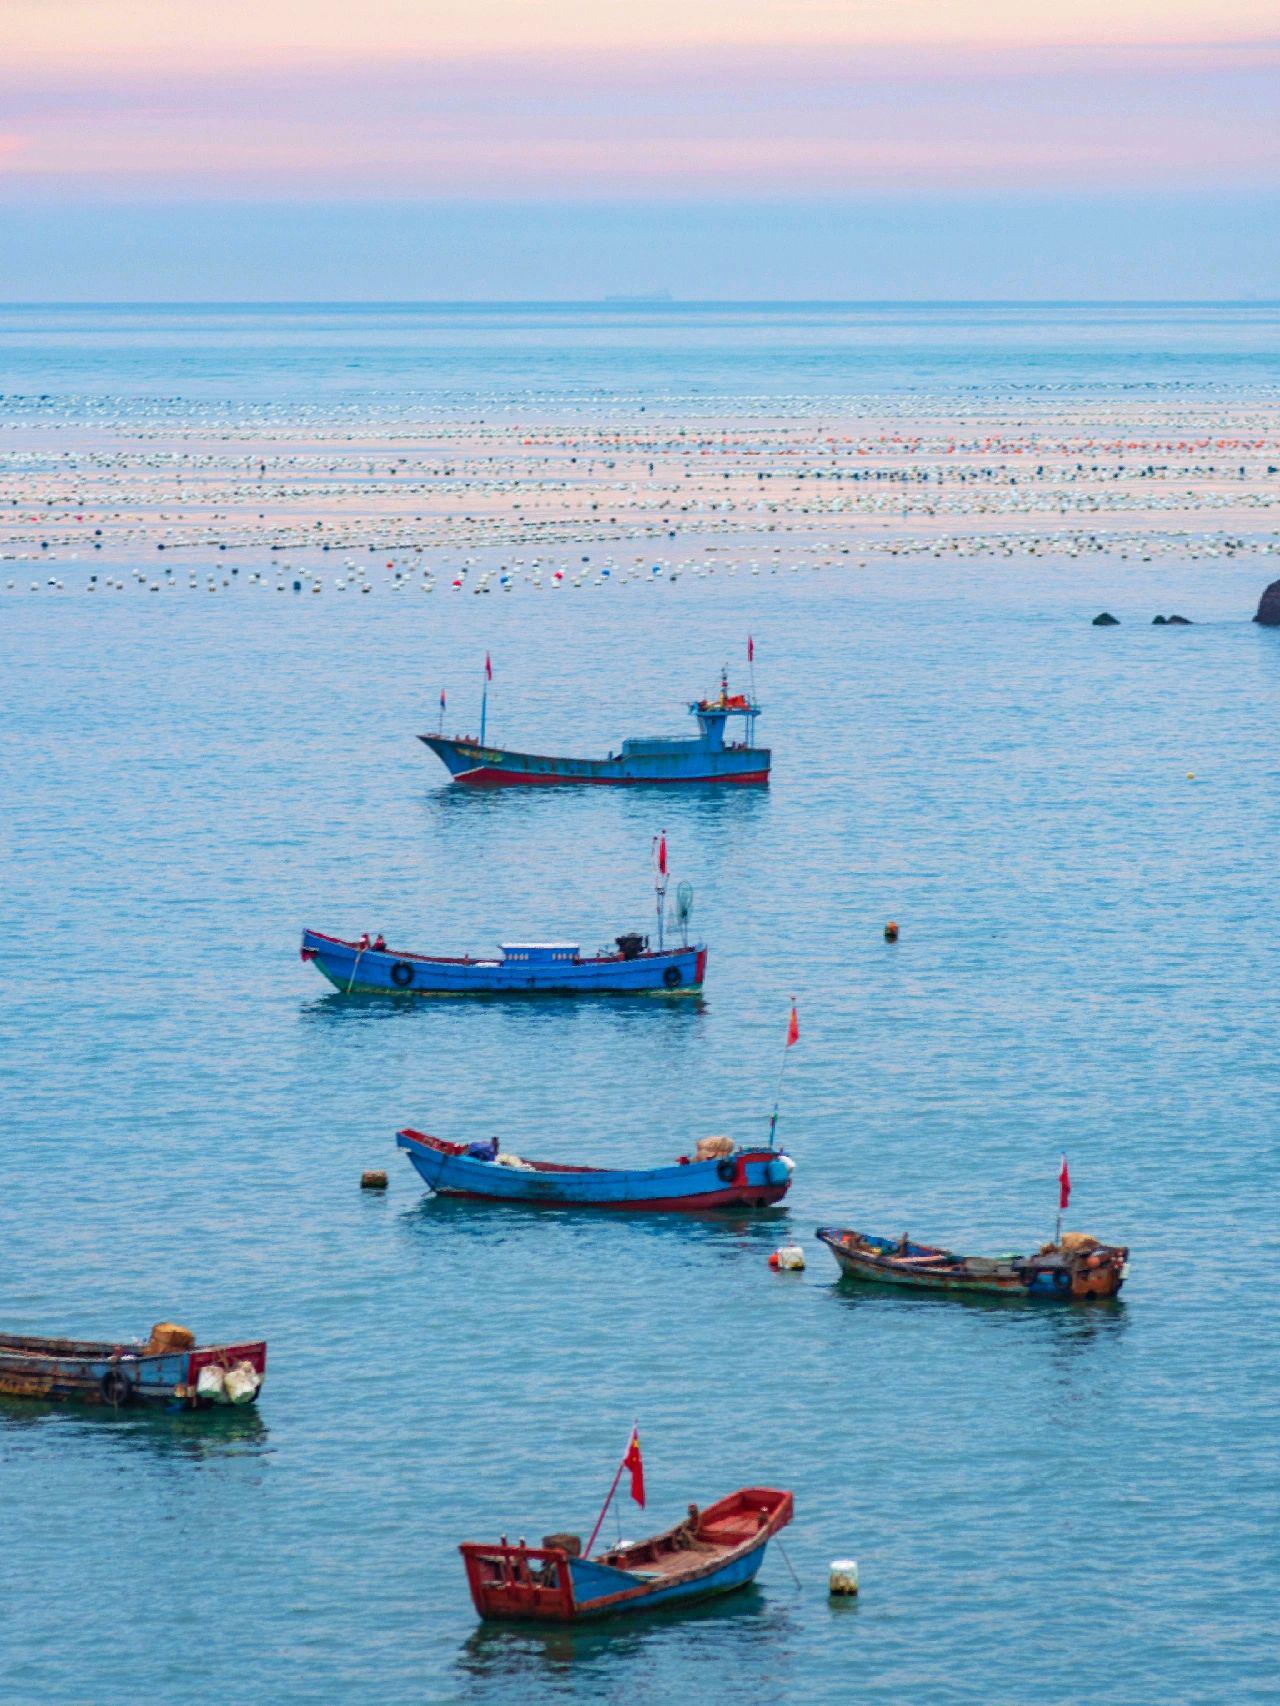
[461,1541,580,1621]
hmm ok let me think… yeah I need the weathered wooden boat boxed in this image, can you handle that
[420,673,769,786]
[0,1323,267,1408]
[301,930,706,996]
[461,1487,794,1622]
[397,1128,794,1210]
[816,1226,1129,1299]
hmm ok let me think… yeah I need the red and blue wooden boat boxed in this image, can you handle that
[461,1488,794,1622]
[301,930,706,996]
[420,673,768,786]
[0,1324,267,1408]
[817,1226,1129,1298]
[397,1128,794,1210]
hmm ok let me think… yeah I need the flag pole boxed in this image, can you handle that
[768,999,797,1150]
[479,679,488,746]
[584,1423,636,1558]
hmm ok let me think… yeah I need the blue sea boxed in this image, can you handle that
[2,305,1278,1704]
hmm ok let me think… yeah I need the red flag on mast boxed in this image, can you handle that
[623,1426,645,1508]
[657,832,667,876]
[786,1003,799,1048]
[484,652,493,681]
[747,635,754,663]
[1058,1155,1071,1211]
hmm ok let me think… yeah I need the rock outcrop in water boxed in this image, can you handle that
[1254,580,1280,626]
[1092,611,1119,626]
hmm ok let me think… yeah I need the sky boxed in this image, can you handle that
[0,0,1276,298]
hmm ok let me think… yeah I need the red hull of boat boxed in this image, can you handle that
[455,767,770,787]
[431,1183,790,1210]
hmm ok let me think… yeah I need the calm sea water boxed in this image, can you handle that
[2,306,1278,1705]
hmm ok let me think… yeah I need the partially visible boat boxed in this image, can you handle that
[816,1226,1128,1299]
[0,1324,267,1408]
[301,929,705,996]
[460,1487,794,1622]
[397,1128,794,1210]
[419,671,769,786]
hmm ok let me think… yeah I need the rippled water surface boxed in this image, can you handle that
[2,306,1278,1705]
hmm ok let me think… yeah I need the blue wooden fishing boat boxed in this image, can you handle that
[301,930,705,995]
[0,1323,267,1408]
[397,1128,794,1210]
[816,1226,1129,1299]
[420,671,768,786]
[461,1487,794,1622]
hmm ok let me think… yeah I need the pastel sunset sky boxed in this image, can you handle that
[2,0,1276,296]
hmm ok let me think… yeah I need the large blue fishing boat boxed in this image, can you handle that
[419,671,768,786]
[301,930,705,995]
[303,836,706,996]
[396,1128,793,1210]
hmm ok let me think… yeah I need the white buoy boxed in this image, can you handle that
[770,1245,806,1271]
[829,1559,859,1596]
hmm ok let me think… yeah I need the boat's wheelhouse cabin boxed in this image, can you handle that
[500,944,580,965]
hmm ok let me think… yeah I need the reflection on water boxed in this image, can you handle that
[823,1271,1128,1341]
[454,1584,780,1683]
[398,1192,791,1255]
[299,988,708,1026]
[0,1396,271,1462]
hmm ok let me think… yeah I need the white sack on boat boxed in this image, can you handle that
[495,1153,535,1171]
[196,1364,226,1401]
[222,1361,261,1405]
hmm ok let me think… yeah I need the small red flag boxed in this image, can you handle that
[1058,1155,1071,1211]
[439,689,446,709]
[657,832,667,876]
[786,1003,799,1048]
[484,652,493,681]
[747,634,754,663]
[623,1426,645,1508]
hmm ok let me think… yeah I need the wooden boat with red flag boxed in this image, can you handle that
[420,670,769,786]
[816,1226,1129,1299]
[460,1488,794,1622]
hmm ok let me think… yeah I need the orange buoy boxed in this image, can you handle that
[884,921,899,942]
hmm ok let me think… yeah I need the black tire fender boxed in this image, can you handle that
[662,964,682,989]
[101,1368,133,1407]
[390,960,415,988]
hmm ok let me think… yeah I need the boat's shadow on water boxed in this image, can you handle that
[454,1583,791,1679]
[0,1396,271,1460]
[398,1192,791,1255]
[823,1275,1129,1343]
[420,781,773,828]
[298,989,708,1026]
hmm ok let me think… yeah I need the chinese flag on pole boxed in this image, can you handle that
[786,1003,799,1048]
[747,635,754,663]
[623,1426,645,1508]
[485,652,493,681]
[1059,1155,1071,1211]
[657,832,667,876]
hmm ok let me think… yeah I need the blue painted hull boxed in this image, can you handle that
[419,734,769,786]
[302,930,705,995]
[397,1130,793,1210]
[565,1539,770,1618]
